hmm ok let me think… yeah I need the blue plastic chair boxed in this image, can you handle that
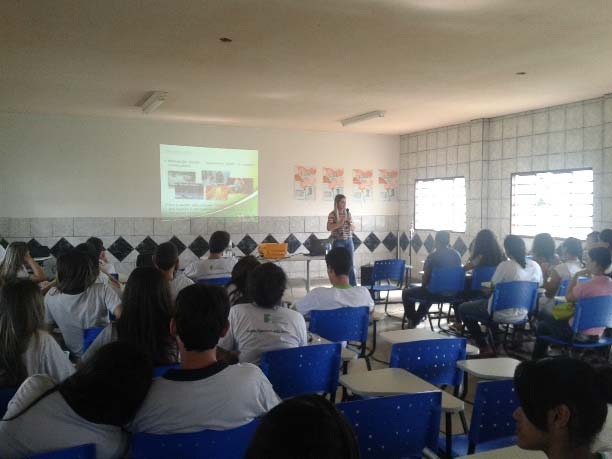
[338,392,442,459]
[260,343,341,401]
[557,276,588,297]
[196,277,231,286]
[417,266,465,331]
[438,380,519,457]
[25,444,96,459]
[131,419,259,459]
[82,327,104,353]
[153,364,180,378]
[0,386,18,419]
[367,259,406,314]
[537,295,612,352]
[470,266,497,291]
[309,306,371,371]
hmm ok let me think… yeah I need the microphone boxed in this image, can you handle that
[346,208,350,222]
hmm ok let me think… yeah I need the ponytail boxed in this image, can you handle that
[504,235,527,269]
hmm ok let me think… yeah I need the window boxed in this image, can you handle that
[415,177,466,232]
[511,169,593,239]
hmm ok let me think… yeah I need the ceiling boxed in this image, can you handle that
[2,0,612,134]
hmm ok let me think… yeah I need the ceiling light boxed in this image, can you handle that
[340,110,385,127]
[141,91,167,114]
[219,37,233,43]
[515,72,527,75]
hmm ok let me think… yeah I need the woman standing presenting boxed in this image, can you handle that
[327,194,356,286]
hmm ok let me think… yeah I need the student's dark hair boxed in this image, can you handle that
[588,247,612,271]
[85,237,105,259]
[248,263,287,309]
[117,267,177,365]
[75,243,100,276]
[0,280,44,387]
[228,255,261,305]
[0,241,29,284]
[587,231,601,243]
[175,284,230,351]
[4,341,153,425]
[325,247,352,277]
[435,231,450,247]
[514,357,611,449]
[531,233,556,262]
[246,394,359,459]
[600,228,612,250]
[154,242,179,272]
[56,249,97,294]
[504,235,527,269]
[471,229,505,267]
[136,252,155,268]
[562,237,583,260]
[209,231,231,254]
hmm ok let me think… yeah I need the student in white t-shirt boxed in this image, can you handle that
[130,284,280,435]
[0,341,153,459]
[0,279,74,388]
[296,247,374,316]
[184,231,237,281]
[227,255,261,306]
[44,250,122,358]
[154,241,194,303]
[457,234,543,353]
[0,242,46,286]
[218,263,308,365]
[82,267,178,366]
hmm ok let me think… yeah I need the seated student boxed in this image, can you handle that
[463,229,506,272]
[0,280,74,388]
[531,233,561,281]
[246,394,359,459]
[601,229,612,276]
[75,243,121,295]
[218,263,307,365]
[44,250,122,358]
[402,231,462,328]
[0,342,152,459]
[457,235,543,353]
[136,251,155,268]
[513,357,612,459]
[295,247,374,316]
[130,284,280,434]
[153,242,194,303]
[82,267,178,365]
[0,242,46,286]
[86,237,117,279]
[226,255,261,306]
[184,230,236,281]
[533,247,612,359]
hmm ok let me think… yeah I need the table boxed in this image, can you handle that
[379,328,480,357]
[457,357,521,381]
[309,334,359,363]
[262,254,325,292]
[457,445,545,459]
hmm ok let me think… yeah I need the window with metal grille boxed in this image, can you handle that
[415,177,466,232]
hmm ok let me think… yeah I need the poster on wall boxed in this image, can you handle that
[378,169,399,201]
[322,167,345,201]
[352,169,374,202]
[293,165,317,200]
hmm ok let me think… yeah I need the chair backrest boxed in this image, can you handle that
[389,339,466,388]
[82,327,104,353]
[427,267,465,295]
[308,306,369,344]
[196,276,231,286]
[131,419,259,459]
[372,259,406,286]
[490,281,539,318]
[558,277,588,296]
[0,386,18,419]
[28,444,96,459]
[571,295,612,334]
[260,343,341,399]
[469,379,519,447]
[470,266,497,291]
[153,364,180,378]
[338,392,442,459]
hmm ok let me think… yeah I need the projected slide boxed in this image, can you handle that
[160,144,258,219]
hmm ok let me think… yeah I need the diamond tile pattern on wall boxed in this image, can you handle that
[237,235,258,256]
[363,233,381,252]
[50,238,73,257]
[302,234,319,253]
[108,236,134,262]
[382,232,398,252]
[352,233,362,251]
[136,236,158,255]
[170,236,186,255]
[189,236,209,258]
[453,237,468,257]
[0,238,8,249]
[262,234,278,244]
[411,233,423,254]
[27,238,51,258]
[284,234,301,254]
[400,232,410,251]
[424,234,435,254]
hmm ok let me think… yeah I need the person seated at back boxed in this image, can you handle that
[533,247,612,359]
[81,267,178,366]
[75,243,121,296]
[0,279,74,388]
[86,237,117,282]
[0,242,46,286]
[153,241,194,303]
[226,255,261,306]
[130,284,280,434]
[295,247,374,316]
[0,342,153,459]
[402,231,462,328]
[184,230,236,281]
[44,250,122,358]
[531,233,561,281]
[513,357,612,459]
[217,263,307,365]
[601,229,612,276]
[246,394,359,459]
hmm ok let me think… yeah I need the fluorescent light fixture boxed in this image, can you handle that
[141,91,167,114]
[340,110,385,127]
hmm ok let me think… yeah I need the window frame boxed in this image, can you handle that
[413,175,467,233]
